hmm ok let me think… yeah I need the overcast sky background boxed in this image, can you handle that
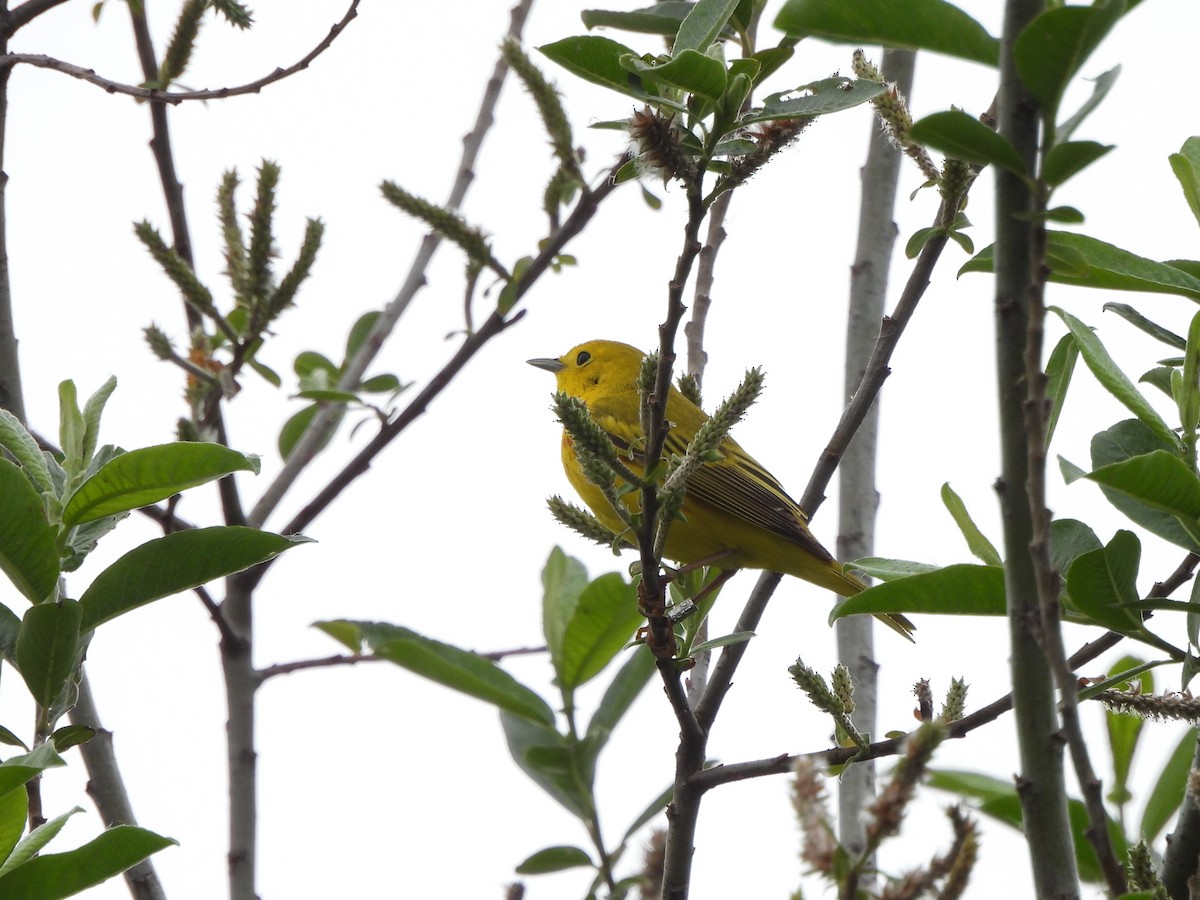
[5,1,1200,897]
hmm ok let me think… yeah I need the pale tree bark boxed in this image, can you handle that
[836,47,916,860]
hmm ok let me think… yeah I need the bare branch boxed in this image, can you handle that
[0,1,360,103]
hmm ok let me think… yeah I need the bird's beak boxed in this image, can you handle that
[527,356,566,373]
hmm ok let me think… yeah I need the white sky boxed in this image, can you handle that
[6,1,1200,898]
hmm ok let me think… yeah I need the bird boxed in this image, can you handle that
[528,339,914,640]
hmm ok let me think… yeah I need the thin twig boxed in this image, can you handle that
[248,0,534,529]
[257,654,381,682]
[0,1,360,103]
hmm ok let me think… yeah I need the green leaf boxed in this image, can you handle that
[57,381,85,478]
[79,528,306,630]
[1049,233,1200,298]
[1014,3,1126,120]
[328,621,556,726]
[0,410,53,495]
[359,374,402,394]
[1050,518,1102,579]
[626,49,727,102]
[541,548,589,685]
[847,558,940,581]
[515,845,594,875]
[345,311,381,360]
[583,646,656,763]
[1042,140,1114,188]
[1082,450,1200,550]
[1052,307,1180,451]
[830,564,1005,623]
[16,600,82,709]
[247,358,282,387]
[313,619,363,653]
[773,0,999,66]
[1087,421,1200,552]
[0,744,66,799]
[559,574,641,691]
[1045,332,1079,448]
[1058,65,1119,142]
[0,782,27,867]
[294,389,361,403]
[1064,531,1142,633]
[963,233,1200,299]
[750,45,794,84]
[1043,206,1085,224]
[539,36,648,99]
[1141,367,1175,399]
[928,769,1125,884]
[742,77,885,123]
[278,404,341,462]
[79,377,117,469]
[0,806,79,878]
[1105,654,1152,808]
[0,824,176,898]
[0,459,60,603]
[1140,728,1194,843]
[500,711,593,820]
[63,443,260,527]
[673,0,740,54]
[49,725,94,753]
[0,726,26,750]
[910,110,1025,176]
[581,4,698,37]
[293,351,338,377]
[1170,137,1200,230]
[690,631,754,653]
[1103,302,1186,350]
[940,483,1001,566]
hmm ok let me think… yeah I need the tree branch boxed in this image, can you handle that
[835,45,915,863]
[993,0,1079,894]
[0,1,360,103]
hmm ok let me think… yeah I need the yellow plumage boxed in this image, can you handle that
[529,339,914,640]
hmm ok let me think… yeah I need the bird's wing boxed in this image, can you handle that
[588,395,831,562]
[664,433,834,563]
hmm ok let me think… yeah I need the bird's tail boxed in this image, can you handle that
[838,565,916,642]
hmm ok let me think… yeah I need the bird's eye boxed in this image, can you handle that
[576,350,592,366]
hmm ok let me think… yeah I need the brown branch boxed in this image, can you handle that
[258,645,549,683]
[257,654,381,682]
[0,1,360,103]
[691,622,1141,794]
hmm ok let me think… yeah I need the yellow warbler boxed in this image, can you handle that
[529,339,914,640]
